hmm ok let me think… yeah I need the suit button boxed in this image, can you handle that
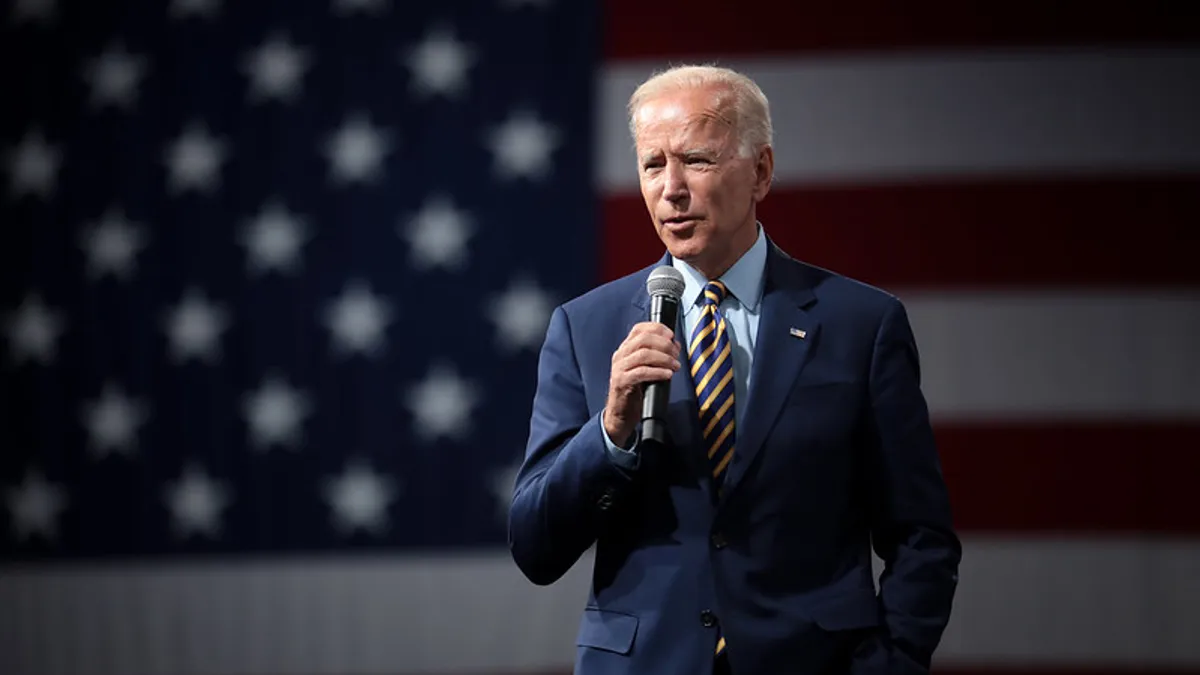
[700,610,716,627]
[596,488,615,510]
[710,532,727,549]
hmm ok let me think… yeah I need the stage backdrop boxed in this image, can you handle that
[3,1,1199,674]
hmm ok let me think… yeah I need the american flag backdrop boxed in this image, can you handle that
[2,1,1199,675]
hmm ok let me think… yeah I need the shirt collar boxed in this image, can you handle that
[674,223,767,312]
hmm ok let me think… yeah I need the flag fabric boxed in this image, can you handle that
[3,1,1200,675]
[3,0,597,672]
[2,0,597,555]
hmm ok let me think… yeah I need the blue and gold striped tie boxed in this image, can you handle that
[689,280,736,487]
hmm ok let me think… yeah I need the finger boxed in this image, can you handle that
[617,350,680,374]
[625,331,679,355]
[629,321,675,341]
[615,325,678,365]
[619,365,677,386]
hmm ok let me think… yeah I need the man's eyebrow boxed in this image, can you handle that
[639,147,718,163]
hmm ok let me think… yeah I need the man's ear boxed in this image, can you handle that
[752,145,774,202]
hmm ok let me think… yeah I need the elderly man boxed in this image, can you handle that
[508,64,961,675]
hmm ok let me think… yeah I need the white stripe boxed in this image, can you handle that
[2,539,1199,673]
[0,552,588,675]
[599,48,1200,190]
[900,290,1200,419]
[936,536,1200,668]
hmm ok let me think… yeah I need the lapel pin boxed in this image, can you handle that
[789,327,806,339]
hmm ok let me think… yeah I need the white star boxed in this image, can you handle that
[485,110,560,181]
[10,0,56,24]
[5,129,62,200]
[164,121,228,194]
[489,458,521,524]
[82,43,148,110]
[3,293,65,365]
[4,468,67,542]
[322,113,394,185]
[404,26,475,99]
[81,381,149,458]
[323,460,399,536]
[332,0,388,15]
[242,374,311,451]
[322,280,395,357]
[404,362,482,443]
[488,275,556,352]
[163,288,230,364]
[239,199,312,275]
[78,207,147,281]
[169,0,221,19]
[400,194,474,272]
[242,34,310,103]
[164,463,231,539]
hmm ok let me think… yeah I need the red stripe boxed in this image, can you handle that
[600,178,1200,288]
[939,422,1200,534]
[605,1,1200,60]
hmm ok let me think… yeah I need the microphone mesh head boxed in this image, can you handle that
[646,265,685,299]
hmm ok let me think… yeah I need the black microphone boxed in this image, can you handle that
[641,265,685,447]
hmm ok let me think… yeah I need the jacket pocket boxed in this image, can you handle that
[576,607,639,654]
[806,588,881,631]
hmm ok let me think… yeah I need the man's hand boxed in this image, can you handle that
[603,322,681,447]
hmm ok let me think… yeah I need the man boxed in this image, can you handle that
[507,64,961,675]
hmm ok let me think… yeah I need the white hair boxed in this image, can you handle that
[627,64,773,158]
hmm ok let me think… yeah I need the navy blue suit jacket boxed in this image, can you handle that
[508,239,961,675]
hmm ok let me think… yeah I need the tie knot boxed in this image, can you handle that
[701,280,728,307]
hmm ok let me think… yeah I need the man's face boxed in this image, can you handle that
[633,85,772,276]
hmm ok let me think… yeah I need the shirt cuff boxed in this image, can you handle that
[601,421,640,471]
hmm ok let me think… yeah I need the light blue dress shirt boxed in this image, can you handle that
[604,224,768,469]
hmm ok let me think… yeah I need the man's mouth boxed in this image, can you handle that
[663,215,699,228]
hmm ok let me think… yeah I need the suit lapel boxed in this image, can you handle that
[719,244,819,500]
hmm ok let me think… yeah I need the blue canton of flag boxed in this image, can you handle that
[1,0,599,560]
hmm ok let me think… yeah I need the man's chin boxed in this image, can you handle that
[656,224,709,260]
[663,241,703,264]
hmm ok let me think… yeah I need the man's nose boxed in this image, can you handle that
[663,162,688,202]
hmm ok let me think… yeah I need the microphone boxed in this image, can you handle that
[641,265,685,447]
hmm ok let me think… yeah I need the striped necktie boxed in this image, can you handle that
[689,280,736,487]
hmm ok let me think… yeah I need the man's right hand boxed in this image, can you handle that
[603,322,681,447]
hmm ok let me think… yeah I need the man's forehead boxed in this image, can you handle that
[636,114,733,153]
[636,95,730,127]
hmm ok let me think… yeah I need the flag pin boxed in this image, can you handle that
[789,327,806,339]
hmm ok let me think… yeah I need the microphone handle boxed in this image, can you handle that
[641,293,680,447]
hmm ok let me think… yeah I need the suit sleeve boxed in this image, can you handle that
[507,305,641,586]
[855,297,962,674]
